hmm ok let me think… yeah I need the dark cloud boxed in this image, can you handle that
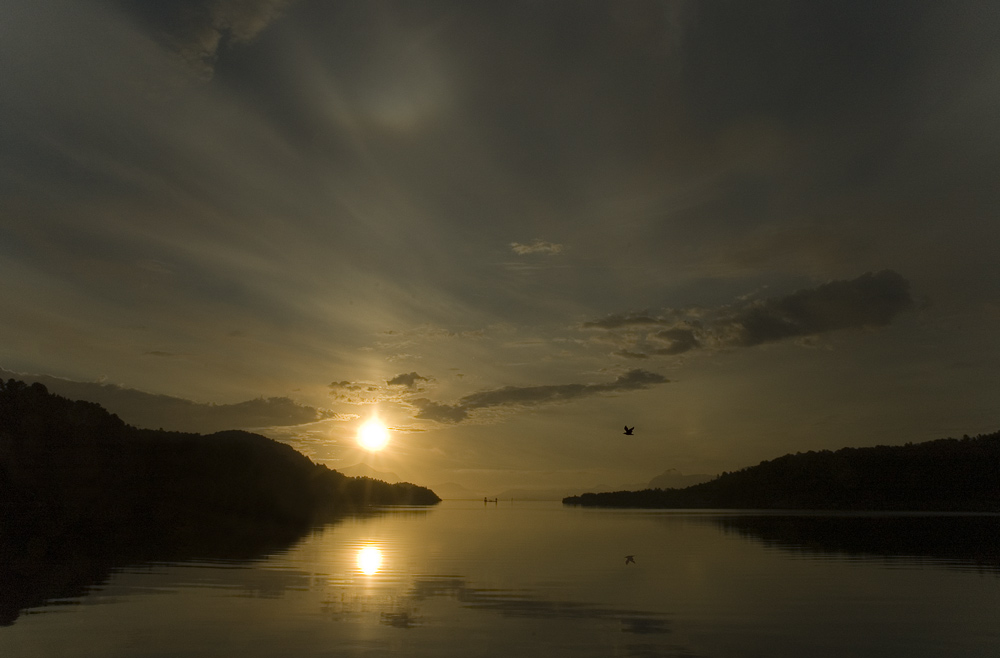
[720,270,914,347]
[331,374,433,403]
[413,369,669,424]
[613,350,650,360]
[118,0,298,77]
[582,313,665,330]
[0,369,331,433]
[510,240,565,256]
[328,379,386,404]
[652,328,700,355]
[587,271,914,358]
[387,372,430,388]
[411,399,470,424]
[329,380,366,391]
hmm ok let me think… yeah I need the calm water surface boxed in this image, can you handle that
[4,501,1000,657]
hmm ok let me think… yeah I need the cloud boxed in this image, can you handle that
[387,372,430,388]
[410,399,471,423]
[330,372,433,403]
[719,270,914,347]
[582,313,664,329]
[412,369,669,423]
[652,327,700,355]
[589,271,914,357]
[375,325,484,352]
[329,380,369,391]
[123,0,299,77]
[613,350,650,360]
[328,379,384,404]
[0,369,332,433]
[510,240,565,256]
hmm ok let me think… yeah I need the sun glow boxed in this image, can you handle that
[357,546,383,575]
[357,417,390,451]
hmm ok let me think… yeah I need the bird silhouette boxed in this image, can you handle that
[625,555,635,565]
[623,426,634,435]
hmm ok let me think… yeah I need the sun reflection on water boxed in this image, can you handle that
[357,546,383,575]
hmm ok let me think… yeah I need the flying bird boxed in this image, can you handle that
[623,426,634,435]
[625,555,635,565]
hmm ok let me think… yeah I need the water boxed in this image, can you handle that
[3,501,1000,657]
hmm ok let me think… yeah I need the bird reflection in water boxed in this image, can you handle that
[357,546,383,575]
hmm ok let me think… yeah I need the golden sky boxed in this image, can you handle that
[2,1,999,493]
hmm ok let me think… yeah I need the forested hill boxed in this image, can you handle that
[564,432,1000,511]
[0,379,440,533]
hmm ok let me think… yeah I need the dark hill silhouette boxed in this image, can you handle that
[0,378,440,530]
[564,432,1000,511]
[0,378,439,625]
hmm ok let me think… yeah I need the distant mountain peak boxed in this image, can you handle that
[336,463,401,483]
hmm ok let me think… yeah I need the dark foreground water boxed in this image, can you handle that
[3,501,1000,657]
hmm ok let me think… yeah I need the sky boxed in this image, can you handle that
[2,0,999,494]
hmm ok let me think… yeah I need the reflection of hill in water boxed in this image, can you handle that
[714,514,1000,572]
[0,379,439,626]
[0,515,325,626]
[405,576,670,635]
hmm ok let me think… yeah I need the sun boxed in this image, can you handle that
[357,546,382,575]
[357,417,390,451]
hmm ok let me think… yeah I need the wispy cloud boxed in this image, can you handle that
[612,349,650,360]
[143,350,180,358]
[510,240,566,256]
[582,313,664,329]
[411,369,669,423]
[328,380,386,404]
[329,371,433,403]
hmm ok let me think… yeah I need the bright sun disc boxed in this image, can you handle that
[357,546,382,575]
[357,418,390,451]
